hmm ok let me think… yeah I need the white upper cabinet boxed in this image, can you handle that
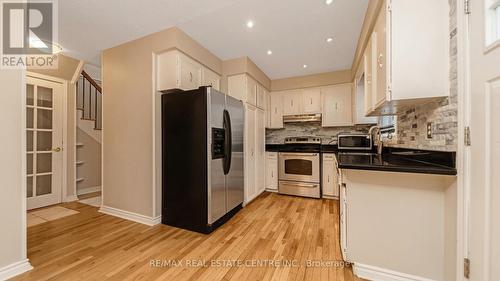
[246,76,257,106]
[282,90,302,115]
[256,84,268,110]
[353,44,378,125]
[321,84,353,127]
[178,53,202,91]
[269,92,284,129]
[365,0,448,115]
[227,74,264,107]
[157,50,220,92]
[302,88,322,113]
[202,67,220,91]
[228,74,246,102]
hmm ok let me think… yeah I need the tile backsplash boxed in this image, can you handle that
[266,123,373,144]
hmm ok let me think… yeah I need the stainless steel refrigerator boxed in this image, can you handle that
[161,86,244,234]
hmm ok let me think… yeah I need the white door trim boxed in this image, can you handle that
[456,0,470,279]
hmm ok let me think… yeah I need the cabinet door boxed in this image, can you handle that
[364,37,374,115]
[228,74,246,102]
[178,54,202,91]
[282,90,301,115]
[256,84,267,110]
[256,109,266,194]
[265,155,278,191]
[269,93,284,128]
[202,67,220,91]
[245,105,256,202]
[321,84,353,127]
[246,76,257,106]
[373,7,388,108]
[302,88,321,113]
[322,159,335,197]
[340,184,347,260]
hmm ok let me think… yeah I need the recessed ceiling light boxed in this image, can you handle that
[267,50,273,55]
[326,37,334,43]
[246,20,254,28]
[303,64,308,68]
[326,0,333,5]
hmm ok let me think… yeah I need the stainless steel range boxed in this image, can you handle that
[278,137,321,198]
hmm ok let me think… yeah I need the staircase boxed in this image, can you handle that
[76,70,102,197]
[76,70,102,130]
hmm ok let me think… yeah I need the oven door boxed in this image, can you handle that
[278,152,320,183]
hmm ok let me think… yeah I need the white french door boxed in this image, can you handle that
[26,76,64,210]
[467,0,500,279]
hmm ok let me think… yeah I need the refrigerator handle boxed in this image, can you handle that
[223,109,232,175]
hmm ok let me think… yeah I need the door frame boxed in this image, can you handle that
[456,0,471,279]
[25,71,69,208]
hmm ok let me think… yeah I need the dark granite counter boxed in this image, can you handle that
[266,144,457,176]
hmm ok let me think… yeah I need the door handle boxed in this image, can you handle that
[189,72,193,82]
[328,175,330,182]
[280,153,318,157]
[52,147,62,152]
[310,98,313,105]
[289,183,319,188]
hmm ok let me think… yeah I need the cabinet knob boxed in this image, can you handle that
[378,53,384,69]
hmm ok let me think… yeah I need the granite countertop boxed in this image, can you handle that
[265,144,457,176]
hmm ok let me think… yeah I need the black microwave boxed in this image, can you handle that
[337,133,373,150]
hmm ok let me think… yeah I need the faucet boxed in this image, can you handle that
[369,125,383,155]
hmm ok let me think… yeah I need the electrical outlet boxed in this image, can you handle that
[427,122,433,139]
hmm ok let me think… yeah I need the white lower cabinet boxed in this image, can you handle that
[322,153,339,198]
[265,152,278,191]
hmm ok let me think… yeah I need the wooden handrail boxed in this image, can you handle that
[81,70,102,93]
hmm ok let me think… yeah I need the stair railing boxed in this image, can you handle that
[76,70,102,130]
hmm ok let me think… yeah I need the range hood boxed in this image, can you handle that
[283,113,322,123]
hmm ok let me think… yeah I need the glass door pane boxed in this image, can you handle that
[26,83,55,199]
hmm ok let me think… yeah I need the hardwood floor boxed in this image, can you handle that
[13,192,363,281]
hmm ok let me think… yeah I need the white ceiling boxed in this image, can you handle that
[59,0,368,79]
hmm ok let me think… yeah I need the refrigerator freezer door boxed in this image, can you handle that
[225,95,245,211]
[208,89,227,224]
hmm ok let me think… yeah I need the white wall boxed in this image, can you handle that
[0,69,31,279]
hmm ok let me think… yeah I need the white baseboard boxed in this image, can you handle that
[77,186,101,196]
[353,263,435,281]
[99,205,161,226]
[64,195,79,202]
[265,189,278,193]
[0,259,33,280]
[322,195,339,200]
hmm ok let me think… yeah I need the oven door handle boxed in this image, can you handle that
[285,182,319,188]
[280,153,318,157]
